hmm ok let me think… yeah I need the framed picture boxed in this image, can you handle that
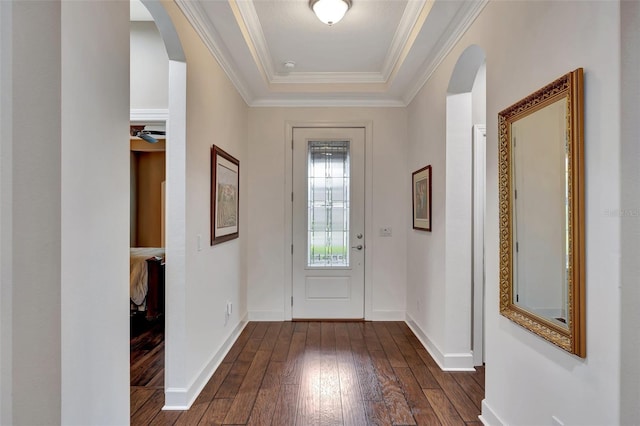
[211,145,239,245]
[412,165,432,231]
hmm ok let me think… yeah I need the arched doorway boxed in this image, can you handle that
[135,0,187,409]
[445,45,486,366]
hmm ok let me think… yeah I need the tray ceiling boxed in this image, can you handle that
[162,0,488,106]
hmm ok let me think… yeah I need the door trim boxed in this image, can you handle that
[472,124,486,366]
[284,121,373,320]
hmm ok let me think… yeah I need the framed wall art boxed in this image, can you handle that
[412,165,432,231]
[211,145,239,245]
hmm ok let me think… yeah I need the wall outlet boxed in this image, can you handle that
[380,227,392,237]
[224,301,232,325]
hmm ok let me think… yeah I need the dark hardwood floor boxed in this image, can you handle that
[131,321,484,425]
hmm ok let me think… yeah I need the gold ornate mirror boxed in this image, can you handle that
[498,68,585,357]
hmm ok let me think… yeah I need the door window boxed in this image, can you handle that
[307,140,350,268]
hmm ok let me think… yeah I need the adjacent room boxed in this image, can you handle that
[129,5,170,406]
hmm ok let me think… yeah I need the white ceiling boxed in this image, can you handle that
[140,0,487,106]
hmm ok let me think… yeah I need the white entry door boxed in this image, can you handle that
[292,127,365,319]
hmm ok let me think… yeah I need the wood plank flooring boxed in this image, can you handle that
[131,321,484,425]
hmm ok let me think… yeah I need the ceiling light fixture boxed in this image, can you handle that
[309,0,351,26]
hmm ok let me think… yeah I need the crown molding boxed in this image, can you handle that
[232,0,275,79]
[403,0,488,105]
[380,0,428,81]
[271,72,386,85]
[175,0,253,105]
[249,97,406,108]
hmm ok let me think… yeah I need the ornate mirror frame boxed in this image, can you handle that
[498,68,586,357]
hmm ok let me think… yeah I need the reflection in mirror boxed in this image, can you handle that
[512,98,568,329]
[499,68,585,357]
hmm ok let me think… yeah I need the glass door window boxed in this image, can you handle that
[307,141,350,268]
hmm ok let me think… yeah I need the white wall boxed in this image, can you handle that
[7,2,62,424]
[472,63,486,126]
[620,0,640,422]
[0,2,131,424]
[409,1,622,424]
[409,61,484,369]
[161,0,249,408]
[406,67,448,358]
[0,1,11,423]
[444,92,473,362]
[60,2,131,424]
[247,108,408,320]
[130,21,168,110]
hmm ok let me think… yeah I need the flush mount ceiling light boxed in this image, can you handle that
[309,0,351,26]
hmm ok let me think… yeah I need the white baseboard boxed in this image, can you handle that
[248,310,405,321]
[163,388,189,411]
[248,310,285,321]
[163,313,248,410]
[367,310,406,321]
[405,313,475,371]
[479,399,505,426]
[441,352,475,371]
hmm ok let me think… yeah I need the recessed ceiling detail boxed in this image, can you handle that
[174,0,488,107]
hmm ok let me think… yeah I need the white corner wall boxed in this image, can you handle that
[60,1,131,424]
[1,2,132,424]
[409,1,622,424]
[247,108,408,321]
[161,0,249,408]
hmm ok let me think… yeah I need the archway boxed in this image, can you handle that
[136,0,187,409]
[445,44,486,366]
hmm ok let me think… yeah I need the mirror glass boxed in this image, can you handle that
[498,69,585,357]
[511,97,568,328]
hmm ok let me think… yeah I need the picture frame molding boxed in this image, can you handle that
[211,145,239,245]
[412,165,432,232]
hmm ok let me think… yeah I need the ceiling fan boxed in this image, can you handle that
[130,125,166,144]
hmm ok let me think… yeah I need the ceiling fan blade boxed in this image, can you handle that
[138,132,159,143]
[130,126,165,143]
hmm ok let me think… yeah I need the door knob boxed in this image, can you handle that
[351,244,363,250]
